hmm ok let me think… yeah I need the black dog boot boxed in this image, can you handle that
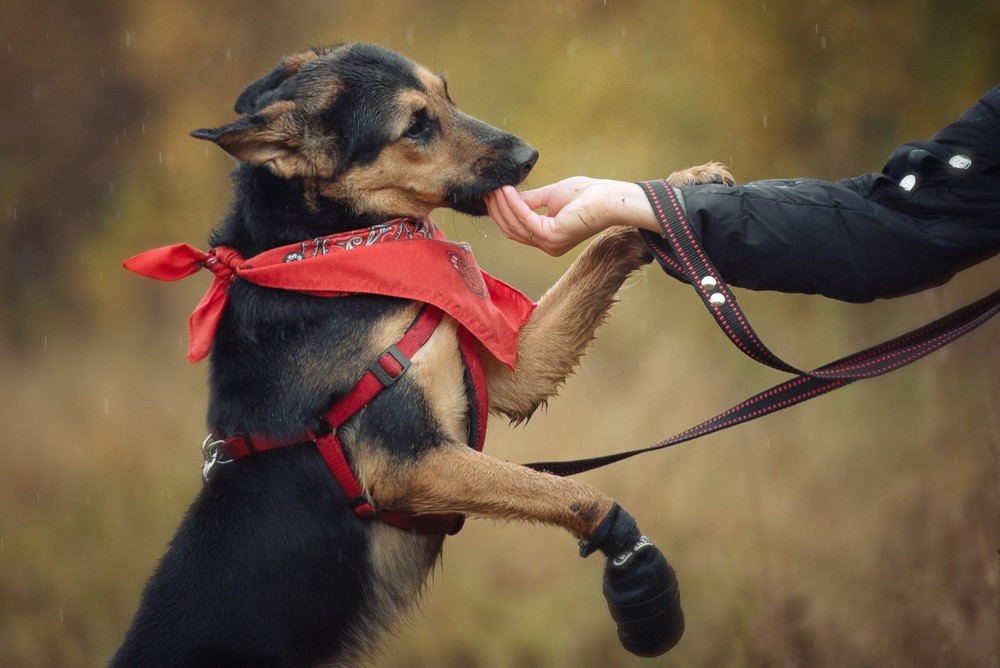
[579,504,684,657]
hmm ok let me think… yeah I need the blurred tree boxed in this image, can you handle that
[0,0,149,346]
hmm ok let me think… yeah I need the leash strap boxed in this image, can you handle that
[525,179,1000,476]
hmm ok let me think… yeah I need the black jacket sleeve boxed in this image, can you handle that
[644,84,1000,302]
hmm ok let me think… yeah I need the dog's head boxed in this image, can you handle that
[193,43,537,218]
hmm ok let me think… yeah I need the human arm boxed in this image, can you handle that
[490,84,1000,301]
[653,84,1000,302]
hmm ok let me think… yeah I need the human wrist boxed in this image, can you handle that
[604,181,658,233]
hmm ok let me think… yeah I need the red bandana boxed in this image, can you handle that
[124,218,535,368]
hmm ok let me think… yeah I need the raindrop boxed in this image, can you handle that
[762,114,769,129]
[104,397,110,415]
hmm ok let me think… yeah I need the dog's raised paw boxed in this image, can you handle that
[603,537,685,657]
[666,161,735,188]
[579,504,685,657]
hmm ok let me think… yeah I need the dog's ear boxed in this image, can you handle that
[233,48,324,114]
[192,100,337,180]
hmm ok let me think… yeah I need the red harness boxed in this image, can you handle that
[214,305,488,535]
[125,218,532,535]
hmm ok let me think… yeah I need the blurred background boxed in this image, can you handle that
[3,1,1000,666]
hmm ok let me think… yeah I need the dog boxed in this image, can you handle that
[113,43,732,667]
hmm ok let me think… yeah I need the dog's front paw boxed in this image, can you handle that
[666,161,735,188]
[580,504,684,657]
[589,226,654,268]
[603,535,684,657]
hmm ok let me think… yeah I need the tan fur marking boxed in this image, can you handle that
[414,66,448,98]
[368,302,423,352]
[320,139,455,217]
[376,445,616,541]
[214,97,339,181]
[283,49,320,75]
[395,89,430,115]
[321,518,441,668]
[409,317,470,444]
[259,99,298,118]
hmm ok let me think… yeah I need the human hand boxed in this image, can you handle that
[485,178,658,256]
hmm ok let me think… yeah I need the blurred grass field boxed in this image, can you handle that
[3,1,1000,666]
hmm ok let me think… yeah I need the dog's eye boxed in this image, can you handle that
[404,109,431,140]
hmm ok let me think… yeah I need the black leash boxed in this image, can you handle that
[526,179,1000,477]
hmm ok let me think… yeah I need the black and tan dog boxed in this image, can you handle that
[113,43,729,667]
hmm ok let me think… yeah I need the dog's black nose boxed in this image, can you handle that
[512,145,539,179]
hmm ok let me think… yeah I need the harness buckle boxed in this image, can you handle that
[368,344,411,387]
[201,433,233,481]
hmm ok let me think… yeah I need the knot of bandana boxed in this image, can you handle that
[202,247,244,283]
[123,242,248,362]
[123,218,535,367]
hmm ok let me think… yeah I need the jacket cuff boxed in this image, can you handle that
[636,181,691,284]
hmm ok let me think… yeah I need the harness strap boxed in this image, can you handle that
[459,326,490,452]
[525,179,1000,476]
[316,306,443,519]
[221,304,489,535]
